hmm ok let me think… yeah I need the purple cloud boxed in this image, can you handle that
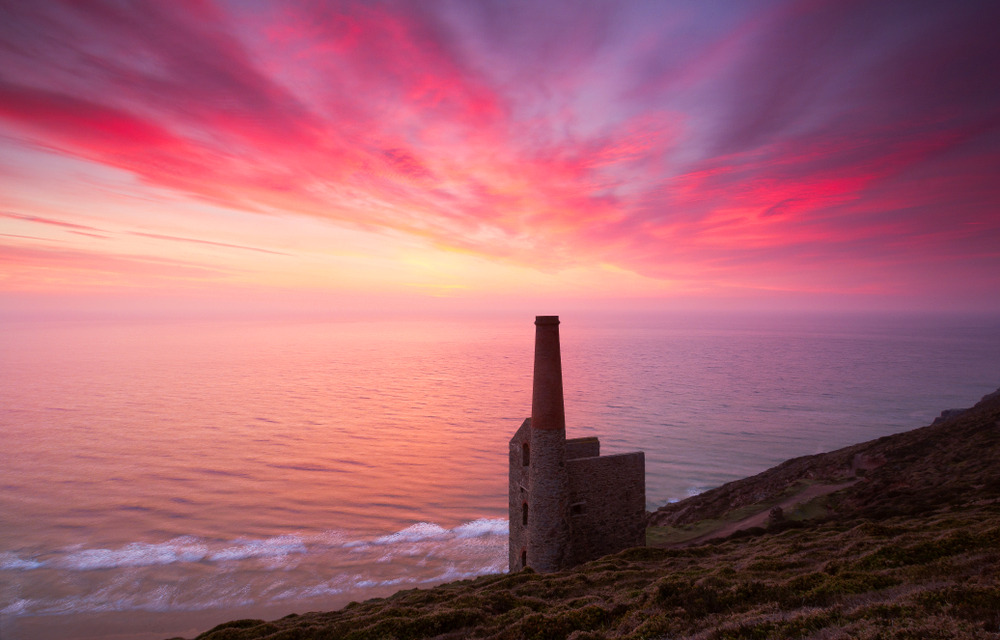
[0,0,998,304]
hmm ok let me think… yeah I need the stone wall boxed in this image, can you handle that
[566,437,600,460]
[567,452,646,565]
[527,426,569,572]
[509,315,646,573]
[510,426,645,571]
[507,419,530,572]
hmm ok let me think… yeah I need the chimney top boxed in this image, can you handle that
[531,315,565,431]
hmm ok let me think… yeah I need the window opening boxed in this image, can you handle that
[522,501,528,526]
[522,442,530,466]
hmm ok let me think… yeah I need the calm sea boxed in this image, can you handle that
[2,312,998,639]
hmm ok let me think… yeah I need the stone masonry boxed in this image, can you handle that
[509,316,646,572]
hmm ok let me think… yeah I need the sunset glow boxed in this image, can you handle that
[2,0,999,317]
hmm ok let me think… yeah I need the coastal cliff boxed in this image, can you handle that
[179,388,1000,639]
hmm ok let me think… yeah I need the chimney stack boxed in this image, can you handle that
[527,315,570,571]
[531,316,565,432]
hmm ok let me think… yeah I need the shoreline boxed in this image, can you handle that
[175,386,1000,639]
[7,386,998,639]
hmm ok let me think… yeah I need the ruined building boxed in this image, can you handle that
[509,316,646,572]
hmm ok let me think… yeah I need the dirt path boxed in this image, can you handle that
[678,479,859,546]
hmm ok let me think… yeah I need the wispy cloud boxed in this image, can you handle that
[1,0,998,307]
[0,243,236,284]
[1,211,105,234]
[129,232,291,256]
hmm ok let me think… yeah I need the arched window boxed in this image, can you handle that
[520,549,527,568]
[522,442,530,466]
[522,501,528,526]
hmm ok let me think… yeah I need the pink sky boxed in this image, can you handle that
[1,0,999,318]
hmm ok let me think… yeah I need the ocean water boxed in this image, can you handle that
[1,312,998,639]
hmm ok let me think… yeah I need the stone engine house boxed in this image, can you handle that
[509,316,646,573]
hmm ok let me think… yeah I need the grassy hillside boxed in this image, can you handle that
[649,388,1000,539]
[179,389,1000,640]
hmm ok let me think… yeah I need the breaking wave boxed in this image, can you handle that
[0,552,43,571]
[2,518,508,573]
[1,518,508,619]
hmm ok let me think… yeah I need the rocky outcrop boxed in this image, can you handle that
[933,408,967,424]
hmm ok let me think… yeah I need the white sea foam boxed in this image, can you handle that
[5,580,261,619]
[686,486,711,497]
[0,551,43,570]
[30,532,316,571]
[3,518,508,574]
[279,581,344,600]
[54,536,209,570]
[1,598,31,615]
[209,534,307,562]
[1,518,509,619]
[373,518,507,545]
[373,522,448,545]
[453,518,508,538]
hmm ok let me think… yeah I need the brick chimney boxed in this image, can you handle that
[527,315,569,571]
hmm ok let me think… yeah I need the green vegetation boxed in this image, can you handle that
[645,517,725,546]
[178,389,1000,640]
